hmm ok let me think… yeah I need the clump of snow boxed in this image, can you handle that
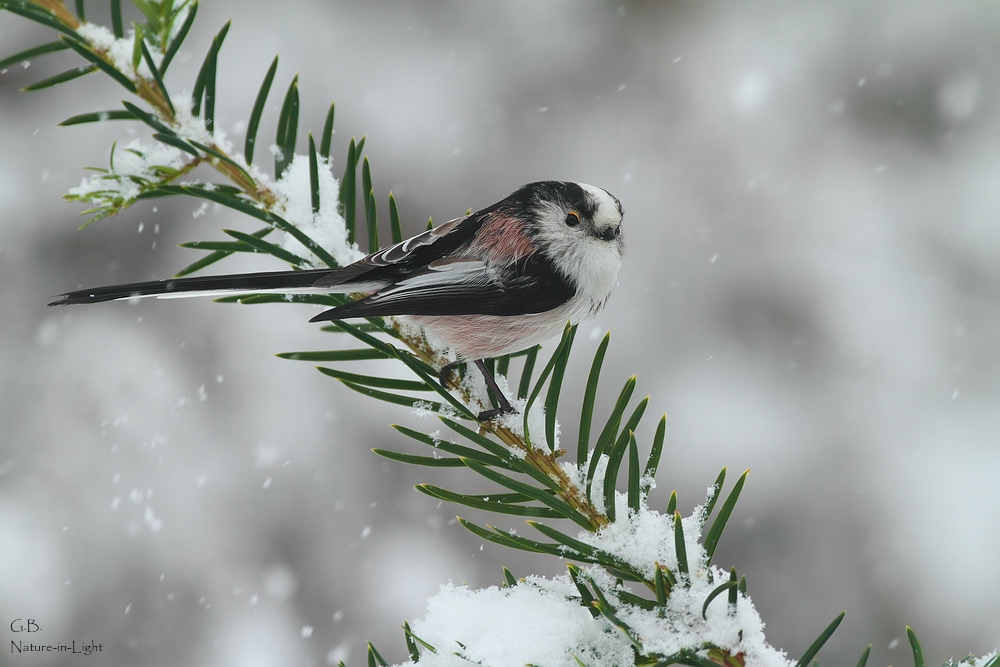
[399,578,633,667]
[949,653,999,667]
[616,563,789,667]
[576,495,706,580]
[272,154,363,268]
[410,400,460,420]
[75,22,162,82]
[170,92,215,145]
[559,460,586,496]
[68,139,189,202]
[394,557,793,667]
[640,470,658,495]
[389,490,796,667]
[411,401,437,418]
[587,454,611,515]
[486,375,555,450]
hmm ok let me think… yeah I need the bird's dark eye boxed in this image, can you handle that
[565,211,580,227]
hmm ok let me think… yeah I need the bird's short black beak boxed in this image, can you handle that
[599,226,618,242]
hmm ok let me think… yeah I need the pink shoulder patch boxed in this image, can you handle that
[474,213,536,261]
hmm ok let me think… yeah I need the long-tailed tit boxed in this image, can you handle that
[50,181,625,420]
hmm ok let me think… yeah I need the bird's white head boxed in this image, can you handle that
[509,181,625,316]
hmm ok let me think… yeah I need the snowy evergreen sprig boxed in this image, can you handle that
[4,3,998,667]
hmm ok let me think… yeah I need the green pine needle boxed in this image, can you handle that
[523,324,576,448]
[368,642,388,667]
[367,188,379,253]
[416,484,562,517]
[567,564,601,618]
[175,226,272,276]
[796,612,846,667]
[320,101,336,159]
[362,156,373,243]
[457,517,562,557]
[275,75,299,178]
[673,510,689,577]
[703,469,749,562]
[403,621,421,662]
[160,1,197,75]
[856,645,872,667]
[728,568,738,611]
[372,450,464,468]
[60,38,136,92]
[586,376,636,498]
[0,40,68,71]
[22,65,96,91]
[308,133,320,215]
[701,581,739,620]
[131,0,161,32]
[390,424,512,470]
[389,192,403,244]
[1,2,80,38]
[654,564,669,607]
[702,467,728,524]
[906,627,925,667]
[277,349,389,362]
[339,137,358,243]
[245,55,278,165]
[339,379,443,412]
[517,345,539,400]
[627,432,640,513]
[316,367,430,391]
[152,133,199,157]
[643,413,667,481]
[578,332,610,464]
[59,110,136,126]
[123,101,174,135]
[466,463,592,529]
[111,0,124,38]
[221,228,307,266]
[139,39,173,114]
[544,323,577,451]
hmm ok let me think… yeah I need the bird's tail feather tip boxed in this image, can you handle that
[308,309,338,323]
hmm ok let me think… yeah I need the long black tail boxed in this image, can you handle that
[48,267,339,306]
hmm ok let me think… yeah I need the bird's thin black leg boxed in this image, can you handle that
[438,361,461,388]
[474,359,515,422]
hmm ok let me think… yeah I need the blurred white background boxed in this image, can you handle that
[1,1,999,665]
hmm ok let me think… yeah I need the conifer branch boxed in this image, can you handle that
[4,4,992,667]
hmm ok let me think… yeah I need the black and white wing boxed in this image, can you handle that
[310,252,575,321]
[311,215,474,289]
